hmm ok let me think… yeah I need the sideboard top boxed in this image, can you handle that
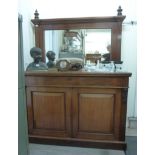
[25,70,132,77]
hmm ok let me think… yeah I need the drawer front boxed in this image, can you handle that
[25,76,129,88]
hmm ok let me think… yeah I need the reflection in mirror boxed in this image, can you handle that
[84,29,111,54]
[44,29,111,63]
[45,30,64,62]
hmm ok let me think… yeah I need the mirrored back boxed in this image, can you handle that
[31,15,125,63]
[44,29,111,62]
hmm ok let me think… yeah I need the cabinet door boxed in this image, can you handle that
[26,87,71,138]
[72,88,122,141]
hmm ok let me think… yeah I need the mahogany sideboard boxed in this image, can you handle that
[25,70,131,150]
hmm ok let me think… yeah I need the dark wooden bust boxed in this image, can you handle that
[46,51,56,68]
[26,47,48,71]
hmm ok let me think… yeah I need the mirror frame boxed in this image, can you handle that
[31,14,125,63]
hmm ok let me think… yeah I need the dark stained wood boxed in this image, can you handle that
[29,135,127,150]
[111,23,122,61]
[33,92,65,130]
[35,27,45,61]
[31,16,125,62]
[31,16,126,26]
[119,88,128,140]
[117,6,123,16]
[25,71,131,88]
[78,93,114,132]
[34,10,39,19]
[25,70,131,77]
[72,88,121,141]
[26,87,72,138]
[25,71,131,150]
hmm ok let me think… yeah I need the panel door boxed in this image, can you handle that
[72,88,122,141]
[26,87,71,138]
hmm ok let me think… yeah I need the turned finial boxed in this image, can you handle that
[34,9,39,19]
[117,6,123,16]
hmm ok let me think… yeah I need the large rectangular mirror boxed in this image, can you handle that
[31,16,125,63]
[45,29,111,62]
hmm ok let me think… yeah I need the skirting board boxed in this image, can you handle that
[29,135,127,151]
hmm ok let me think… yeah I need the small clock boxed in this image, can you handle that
[56,59,70,71]
[56,58,84,71]
[60,60,67,69]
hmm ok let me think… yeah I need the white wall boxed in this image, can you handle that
[18,0,35,69]
[122,24,137,117]
[18,0,137,118]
